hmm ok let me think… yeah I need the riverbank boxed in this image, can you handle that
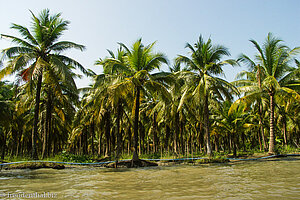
[1,153,300,170]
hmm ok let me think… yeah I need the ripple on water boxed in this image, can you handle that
[0,159,299,199]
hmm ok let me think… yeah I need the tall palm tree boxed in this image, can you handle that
[235,33,300,154]
[176,35,238,156]
[101,39,169,162]
[95,48,129,161]
[0,9,87,159]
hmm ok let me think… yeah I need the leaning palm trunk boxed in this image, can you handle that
[32,73,42,160]
[132,86,140,162]
[268,92,275,154]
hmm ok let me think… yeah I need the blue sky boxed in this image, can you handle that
[1,0,300,87]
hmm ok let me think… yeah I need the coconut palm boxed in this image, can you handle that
[232,67,269,151]
[176,35,238,156]
[95,48,129,162]
[0,9,87,159]
[235,33,300,154]
[100,39,169,162]
[214,100,253,157]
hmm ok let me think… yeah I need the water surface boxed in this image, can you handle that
[1,158,299,199]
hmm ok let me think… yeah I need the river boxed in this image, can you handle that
[1,157,299,199]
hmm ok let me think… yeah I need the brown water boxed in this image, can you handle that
[1,158,300,200]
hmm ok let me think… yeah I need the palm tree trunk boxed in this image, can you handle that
[198,123,203,153]
[32,73,42,160]
[85,127,88,154]
[282,116,287,147]
[214,134,219,152]
[191,131,194,157]
[153,112,157,153]
[10,129,17,156]
[1,130,7,160]
[257,67,268,151]
[53,134,58,156]
[98,131,102,156]
[16,130,22,157]
[82,127,88,155]
[165,124,170,152]
[140,123,145,154]
[115,101,122,167]
[204,94,213,156]
[180,119,185,155]
[132,86,140,162]
[110,128,115,154]
[47,112,52,157]
[42,89,52,159]
[241,132,246,151]
[228,134,232,153]
[259,102,267,151]
[139,129,141,156]
[174,112,179,154]
[90,121,95,155]
[105,111,111,157]
[257,129,262,151]
[127,128,131,155]
[233,133,237,157]
[268,92,275,154]
[42,114,47,159]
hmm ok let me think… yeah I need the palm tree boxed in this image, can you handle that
[235,33,300,154]
[232,68,268,151]
[41,73,79,158]
[176,35,238,156]
[214,100,252,157]
[95,48,129,162]
[100,39,169,162]
[0,9,87,159]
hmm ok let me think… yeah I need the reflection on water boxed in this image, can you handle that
[0,158,300,199]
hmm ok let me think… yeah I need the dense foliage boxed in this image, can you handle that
[0,9,299,161]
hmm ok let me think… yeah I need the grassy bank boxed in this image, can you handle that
[2,146,299,164]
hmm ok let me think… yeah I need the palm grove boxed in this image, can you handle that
[0,10,299,162]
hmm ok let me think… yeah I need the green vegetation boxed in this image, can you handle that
[0,9,299,166]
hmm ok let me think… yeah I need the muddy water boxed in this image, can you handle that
[0,158,300,199]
